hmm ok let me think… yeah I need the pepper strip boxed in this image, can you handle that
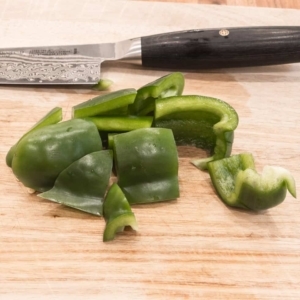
[103,183,138,242]
[72,89,137,118]
[39,150,112,216]
[113,128,179,204]
[207,153,296,211]
[6,107,62,167]
[129,72,185,116]
[154,95,239,170]
[85,116,153,132]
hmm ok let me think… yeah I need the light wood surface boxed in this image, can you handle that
[1,1,300,299]
[140,0,300,9]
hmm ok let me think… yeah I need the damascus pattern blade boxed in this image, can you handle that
[0,44,103,84]
[0,59,101,84]
[0,39,141,84]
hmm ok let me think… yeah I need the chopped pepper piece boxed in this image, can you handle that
[113,128,179,204]
[92,78,113,91]
[11,119,102,192]
[39,150,112,216]
[154,95,239,170]
[103,183,138,242]
[72,89,137,118]
[6,107,62,167]
[207,153,296,211]
[85,116,153,132]
[129,72,185,116]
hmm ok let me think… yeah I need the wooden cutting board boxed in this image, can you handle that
[1,1,299,299]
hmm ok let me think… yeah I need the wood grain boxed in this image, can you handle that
[139,0,300,9]
[1,1,300,299]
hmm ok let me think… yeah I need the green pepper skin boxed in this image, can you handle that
[12,119,102,192]
[129,72,185,116]
[154,95,239,170]
[72,89,137,118]
[39,150,112,216]
[6,107,62,167]
[207,153,297,211]
[113,128,179,204]
[103,183,138,242]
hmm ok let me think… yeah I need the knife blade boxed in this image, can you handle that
[1,26,300,85]
[0,40,141,85]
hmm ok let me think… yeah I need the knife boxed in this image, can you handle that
[1,26,300,85]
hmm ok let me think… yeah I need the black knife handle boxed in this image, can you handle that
[141,26,300,69]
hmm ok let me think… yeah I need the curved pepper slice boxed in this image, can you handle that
[6,107,62,167]
[103,183,138,242]
[113,128,179,204]
[129,72,185,116]
[154,95,239,170]
[39,150,113,216]
[12,119,102,192]
[207,153,296,211]
[72,89,137,118]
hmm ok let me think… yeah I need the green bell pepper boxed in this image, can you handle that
[129,72,185,116]
[39,150,112,216]
[207,153,296,211]
[72,89,137,118]
[154,95,239,170]
[103,183,138,242]
[11,118,102,192]
[6,107,62,167]
[113,128,179,204]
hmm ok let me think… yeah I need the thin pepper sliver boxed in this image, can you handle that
[207,153,296,211]
[154,95,239,170]
[113,128,179,204]
[39,150,113,216]
[84,116,153,132]
[103,183,138,242]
